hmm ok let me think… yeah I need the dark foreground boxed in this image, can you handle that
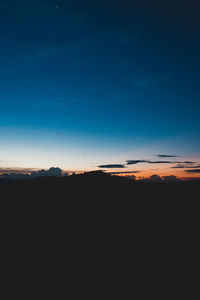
[1,171,199,234]
[1,171,199,295]
[1,171,199,217]
[1,170,199,200]
[1,171,199,246]
[1,170,199,244]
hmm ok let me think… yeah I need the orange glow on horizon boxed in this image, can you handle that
[105,169,200,180]
[1,165,200,181]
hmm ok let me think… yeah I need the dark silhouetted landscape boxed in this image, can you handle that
[1,171,199,201]
[1,171,199,299]
[1,1,200,295]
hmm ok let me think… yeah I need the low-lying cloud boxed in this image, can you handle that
[31,167,62,177]
[0,167,63,181]
[0,167,35,175]
[0,173,30,181]
[140,174,181,182]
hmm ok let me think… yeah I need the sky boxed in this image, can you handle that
[0,0,200,179]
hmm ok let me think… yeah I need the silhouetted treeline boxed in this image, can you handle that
[1,170,199,291]
[1,170,199,201]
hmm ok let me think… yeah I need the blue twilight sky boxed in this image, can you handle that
[0,0,200,175]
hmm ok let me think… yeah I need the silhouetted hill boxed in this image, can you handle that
[1,170,199,234]
[1,170,199,201]
[1,170,199,294]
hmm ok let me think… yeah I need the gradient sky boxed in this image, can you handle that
[0,0,200,178]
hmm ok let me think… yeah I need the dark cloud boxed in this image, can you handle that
[186,165,200,168]
[150,161,172,164]
[172,162,200,169]
[162,175,181,182]
[31,167,62,177]
[171,165,185,169]
[166,160,196,164]
[156,154,180,158]
[0,173,30,181]
[107,171,140,174]
[171,161,196,164]
[126,160,171,165]
[127,159,199,166]
[144,174,163,182]
[125,175,136,181]
[63,172,70,176]
[126,160,149,165]
[184,169,200,173]
[98,164,125,169]
[0,168,35,174]
[140,174,181,182]
[0,167,63,181]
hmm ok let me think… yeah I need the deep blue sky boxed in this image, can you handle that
[0,0,200,176]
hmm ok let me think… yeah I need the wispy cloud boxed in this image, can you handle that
[150,161,173,164]
[127,159,199,166]
[172,162,200,169]
[155,154,180,158]
[107,171,140,174]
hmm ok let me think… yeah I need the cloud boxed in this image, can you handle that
[127,159,199,166]
[107,171,140,174]
[185,165,200,168]
[171,165,185,169]
[0,167,63,181]
[31,167,62,177]
[156,154,180,158]
[184,169,200,173]
[162,175,181,182]
[126,160,149,165]
[150,161,172,164]
[140,174,181,182]
[63,172,70,176]
[172,162,200,169]
[98,164,126,169]
[126,160,171,165]
[144,174,163,182]
[0,168,35,175]
[0,173,30,181]
[125,175,137,180]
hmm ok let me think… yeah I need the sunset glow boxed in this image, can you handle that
[0,1,200,181]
